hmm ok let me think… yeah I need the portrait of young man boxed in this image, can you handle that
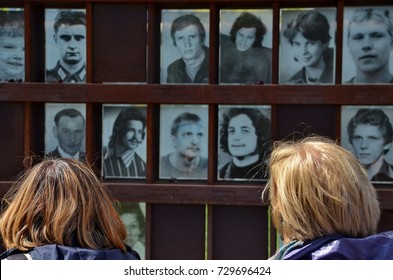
[219,9,273,84]
[161,9,209,84]
[218,105,271,181]
[342,7,393,84]
[0,9,24,82]
[279,8,336,84]
[159,105,208,180]
[45,103,86,161]
[341,106,393,183]
[102,104,147,179]
[45,9,86,83]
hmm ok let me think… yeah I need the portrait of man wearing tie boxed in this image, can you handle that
[45,104,86,161]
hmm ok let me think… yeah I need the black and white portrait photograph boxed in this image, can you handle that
[218,105,271,181]
[219,9,273,84]
[159,104,208,180]
[279,8,336,84]
[118,202,146,260]
[161,9,210,84]
[0,8,24,82]
[45,103,86,161]
[341,106,393,183]
[45,9,86,83]
[342,7,393,84]
[102,104,147,179]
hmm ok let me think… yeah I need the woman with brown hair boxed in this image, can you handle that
[0,158,140,260]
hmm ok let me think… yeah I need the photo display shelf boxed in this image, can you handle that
[0,0,393,211]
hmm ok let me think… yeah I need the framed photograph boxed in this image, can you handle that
[279,7,336,85]
[118,202,146,260]
[102,104,147,179]
[0,8,24,82]
[45,8,86,83]
[159,104,209,180]
[342,6,393,84]
[45,103,86,161]
[219,9,273,85]
[161,9,210,84]
[341,105,393,184]
[218,105,271,181]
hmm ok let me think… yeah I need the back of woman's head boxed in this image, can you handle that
[0,158,127,252]
[264,136,380,242]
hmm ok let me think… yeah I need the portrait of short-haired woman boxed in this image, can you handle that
[279,8,336,84]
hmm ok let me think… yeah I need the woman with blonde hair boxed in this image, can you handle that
[0,158,140,260]
[264,136,393,259]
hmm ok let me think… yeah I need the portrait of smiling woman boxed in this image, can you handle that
[279,8,336,84]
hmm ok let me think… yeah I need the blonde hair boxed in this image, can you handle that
[0,158,127,252]
[264,136,380,242]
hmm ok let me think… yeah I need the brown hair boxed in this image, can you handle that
[0,158,127,252]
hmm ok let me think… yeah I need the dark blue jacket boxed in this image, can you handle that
[283,231,393,260]
[1,244,140,260]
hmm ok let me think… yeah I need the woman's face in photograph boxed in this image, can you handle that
[227,114,258,158]
[174,24,203,61]
[347,20,393,74]
[351,123,391,166]
[121,213,141,247]
[292,32,326,68]
[235,27,256,52]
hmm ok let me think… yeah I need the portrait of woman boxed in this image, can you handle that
[218,105,271,181]
[161,9,210,84]
[219,9,273,84]
[119,202,146,260]
[279,8,336,84]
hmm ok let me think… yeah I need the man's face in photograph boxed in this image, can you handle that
[347,20,393,74]
[54,115,85,156]
[55,24,86,65]
[120,120,144,151]
[172,121,204,160]
[227,113,258,158]
[351,123,392,165]
[235,27,256,52]
[174,24,203,61]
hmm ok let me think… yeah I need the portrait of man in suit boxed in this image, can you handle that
[45,104,86,161]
